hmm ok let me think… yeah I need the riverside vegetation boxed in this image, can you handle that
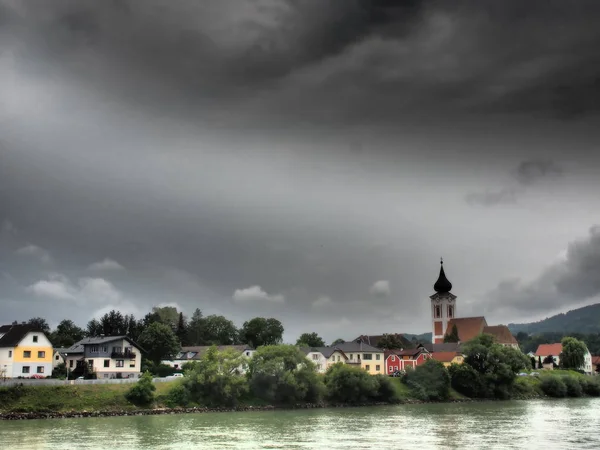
[2,336,599,418]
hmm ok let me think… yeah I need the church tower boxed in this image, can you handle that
[430,259,457,344]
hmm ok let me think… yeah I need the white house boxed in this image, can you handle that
[0,323,54,378]
[162,345,256,374]
[535,343,594,375]
[300,347,349,373]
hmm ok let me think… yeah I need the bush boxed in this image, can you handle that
[373,375,399,403]
[540,376,567,398]
[581,378,600,397]
[324,363,380,404]
[164,383,191,408]
[562,376,583,397]
[403,360,450,401]
[448,363,485,398]
[126,371,156,406]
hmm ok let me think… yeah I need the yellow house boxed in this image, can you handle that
[333,342,386,375]
[0,323,53,378]
[431,351,464,368]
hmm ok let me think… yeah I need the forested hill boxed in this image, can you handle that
[508,303,600,335]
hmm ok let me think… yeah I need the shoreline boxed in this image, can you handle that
[0,398,476,421]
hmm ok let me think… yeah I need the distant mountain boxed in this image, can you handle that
[403,332,432,344]
[508,303,600,335]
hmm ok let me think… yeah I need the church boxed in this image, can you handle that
[429,260,518,347]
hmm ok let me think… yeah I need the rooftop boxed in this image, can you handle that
[430,351,461,363]
[0,324,44,348]
[300,346,348,359]
[535,343,563,357]
[483,325,518,345]
[433,259,453,293]
[446,317,487,342]
[333,341,383,353]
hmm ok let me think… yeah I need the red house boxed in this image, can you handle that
[385,346,431,374]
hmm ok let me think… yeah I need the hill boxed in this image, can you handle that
[508,303,600,335]
[403,332,432,344]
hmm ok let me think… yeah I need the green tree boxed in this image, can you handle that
[99,310,128,336]
[240,318,284,348]
[50,319,85,347]
[448,363,485,398]
[187,308,204,345]
[331,338,345,346]
[178,346,249,407]
[27,317,50,333]
[86,318,103,337]
[296,332,325,347]
[152,306,181,330]
[176,312,188,345]
[559,336,587,370]
[403,359,450,401]
[138,322,181,365]
[444,324,460,343]
[324,363,396,404]
[51,362,67,379]
[248,345,323,404]
[126,371,156,406]
[202,315,239,345]
[377,334,405,350]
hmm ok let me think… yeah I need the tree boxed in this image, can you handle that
[86,318,103,337]
[324,363,396,404]
[444,324,460,343]
[403,359,450,401]
[296,332,325,348]
[176,312,188,345]
[138,322,181,365]
[538,356,543,369]
[331,338,345,346]
[530,356,536,370]
[152,306,180,331]
[124,314,143,341]
[28,317,50,333]
[248,345,323,404]
[201,315,239,345]
[50,319,85,347]
[560,336,587,370]
[125,371,156,406]
[377,334,405,350]
[178,346,249,407]
[187,308,204,345]
[99,310,128,336]
[240,317,284,348]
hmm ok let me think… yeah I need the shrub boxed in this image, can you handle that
[403,359,450,401]
[562,376,583,397]
[164,383,191,408]
[540,376,567,398]
[373,375,399,403]
[448,363,485,398]
[126,371,156,406]
[324,363,380,404]
[582,378,600,397]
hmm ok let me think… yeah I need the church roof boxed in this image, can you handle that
[433,260,452,293]
[446,317,488,342]
[483,325,518,345]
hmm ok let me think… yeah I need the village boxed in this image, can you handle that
[1,260,597,382]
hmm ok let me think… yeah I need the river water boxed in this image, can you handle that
[1,399,599,449]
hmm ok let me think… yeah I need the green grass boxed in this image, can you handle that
[0,382,177,413]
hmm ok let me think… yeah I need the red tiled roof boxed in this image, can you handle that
[431,352,460,363]
[483,325,518,345]
[445,317,487,342]
[591,356,600,365]
[535,343,563,357]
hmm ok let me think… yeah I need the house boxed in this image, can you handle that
[0,323,53,378]
[535,343,594,374]
[592,356,600,375]
[385,346,431,374]
[161,345,256,373]
[331,341,385,375]
[354,334,414,350]
[429,260,519,348]
[64,336,143,379]
[52,348,68,369]
[430,351,464,367]
[300,347,348,373]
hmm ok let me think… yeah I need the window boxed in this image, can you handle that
[116,360,124,368]
[22,366,30,374]
[363,354,372,360]
[88,360,94,367]
[55,355,60,360]
[37,366,44,374]
[90,346,99,353]
[129,361,136,368]
[33,335,38,343]
[23,351,31,358]
[69,360,74,368]
[365,365,370,371]
[102,346,108,353]
[435,305,441,318]
[104,360,110,368]
[390,355,395,361]
[337,355,340,362]
[38,351,46,358]
[349,354,353,360]
[8,350,12,358]
[104,374,110,378]
[448,305,454,318]
[312,354,319,360]
[376,354,380,360]
[389,366,393,372]
[376,365,380,371]
[112,346,122,353]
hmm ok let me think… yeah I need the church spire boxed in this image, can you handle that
[433,258,452,293]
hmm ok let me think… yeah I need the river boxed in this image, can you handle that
[1,399,599,449]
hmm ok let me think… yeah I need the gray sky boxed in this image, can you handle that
[1,0,600,342]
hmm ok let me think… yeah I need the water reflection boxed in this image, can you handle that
[1,399,599,449]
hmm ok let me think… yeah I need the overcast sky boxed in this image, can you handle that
[1,0,600,343]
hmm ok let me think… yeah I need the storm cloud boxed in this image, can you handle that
[1,1,600,341]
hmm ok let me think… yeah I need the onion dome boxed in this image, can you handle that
[434,258,452,293]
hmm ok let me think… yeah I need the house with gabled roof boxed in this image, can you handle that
[300,346,348,373]
[331,341,385,375]
[0,323,53,379]
[535,343,593,374]
[385,345,431,374]
[162,345,256,373]
[429,259,519,348]
[64,336,144,379]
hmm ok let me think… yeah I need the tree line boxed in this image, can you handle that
[516,331,600,355]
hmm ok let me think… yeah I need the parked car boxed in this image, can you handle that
[166,373,183,379]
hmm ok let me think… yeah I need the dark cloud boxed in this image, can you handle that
[465,188,519,207]
[514,159,564,186]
